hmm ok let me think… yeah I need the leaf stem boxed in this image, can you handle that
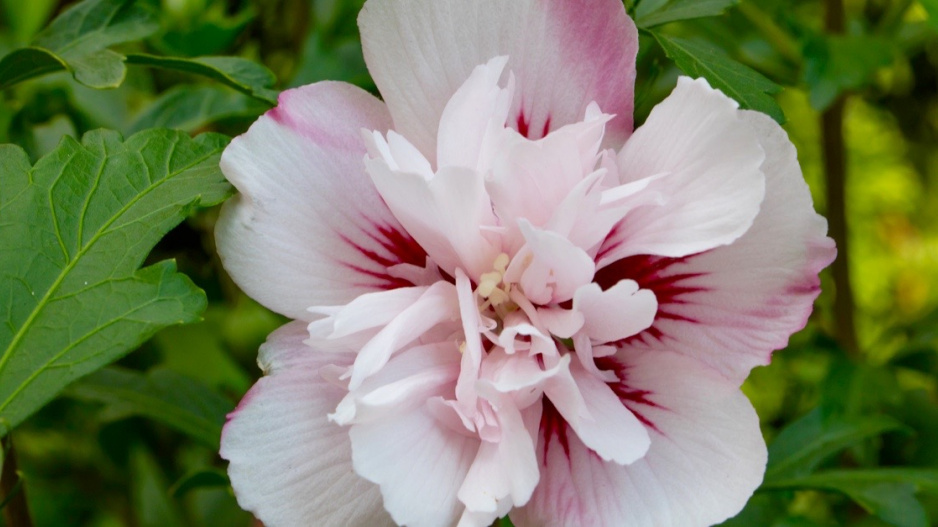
[1,435,33,527]
[822,0,859,355]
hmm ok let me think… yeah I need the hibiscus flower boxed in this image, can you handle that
[216,0,836,525]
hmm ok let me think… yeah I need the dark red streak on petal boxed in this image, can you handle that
[539,398,572,465]
[594,254,709,344]
[366,224,428,268]
[338,224,429,290]
[515,110,552,140]
[596,357,665,436]
[539,358,668,466]
[516,111,531,139]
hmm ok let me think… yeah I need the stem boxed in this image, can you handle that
[821,0,859,355]
[1,436,32,527]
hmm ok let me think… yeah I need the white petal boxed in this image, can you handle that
[601,77,767,264]
[506,221,595,305]
[458,394,539,518]
[545,358,650,466]
[220,322,393,527]
[350,404,480,527]
[573,280,657,344]
[455,268,486,412]
[604,111,836,381]
[437,56,515,170]
[332,341,461,425]
[366,157,499,278]
[482,351,572,408]
[358,0,639,158]
[514,350,767,527]
[217,82,424,320]
[349,280,460,389]
[486,110,611,251]
[309,285,428,340]
[537,307,585,340]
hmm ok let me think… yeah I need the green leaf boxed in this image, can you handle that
[68,48,127,88]
[766,409,907,480]
[0,128,231,436]
[157,7,255,57]
[762,469,938,527]
[126,53,279,104]
[635,0,671,19]
[802,35,894,110]
[651,32,785,122]
[131,446,186,527]
[0,47,67,89]
[0,0,159,90]
[637,0,739,28]
[66,367,233,448]
[128,85,268,134]
[32,0,157,57]
[154,314,252,394]
[169,467,229,497]
[716,494,789,527]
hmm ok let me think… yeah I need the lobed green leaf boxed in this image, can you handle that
[652,32,785,122]
[0,128,231,435]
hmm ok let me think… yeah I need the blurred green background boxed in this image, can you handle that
[2,0,938,525]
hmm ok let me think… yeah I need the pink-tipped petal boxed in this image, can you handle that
[220,322,393,527]
[601,77,766,264]
[358,0,639,160]
[217,82,425,320]
[514,350,766,527]
[602,110,836,381]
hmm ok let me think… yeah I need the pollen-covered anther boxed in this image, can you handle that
[476,253,512,308]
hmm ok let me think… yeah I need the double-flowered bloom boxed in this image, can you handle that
[216,0,836,525]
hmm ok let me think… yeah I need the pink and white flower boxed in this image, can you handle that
[216,0,836,525]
